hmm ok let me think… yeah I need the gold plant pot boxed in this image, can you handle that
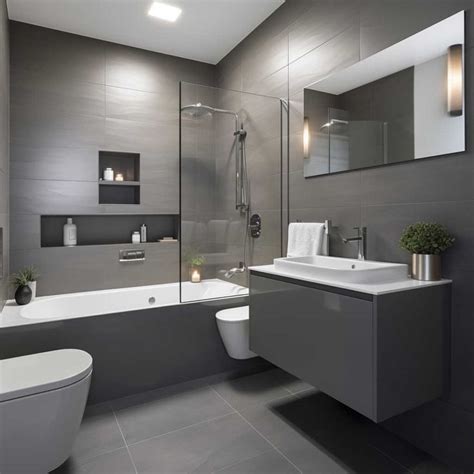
[412,254,441,281]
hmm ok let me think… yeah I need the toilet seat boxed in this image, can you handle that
[0,349,93,402]
[216,305,249,323]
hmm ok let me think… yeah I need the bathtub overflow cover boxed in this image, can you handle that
[351,264,356,269]
[148,297,156,305]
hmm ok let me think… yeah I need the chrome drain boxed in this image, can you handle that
[148,297,156,305]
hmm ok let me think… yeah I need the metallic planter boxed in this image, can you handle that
[412,254,442,281]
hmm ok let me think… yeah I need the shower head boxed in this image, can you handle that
[320,118,349,130]
[181,103,239,122]
[181,103,215,118]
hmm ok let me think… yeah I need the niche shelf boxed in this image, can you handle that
[41,215,179,248]
[99,151,140,204]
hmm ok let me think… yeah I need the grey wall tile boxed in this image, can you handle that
[360,155,474,205]
[288,0,359,63]
[10,21,105,84]
[105,85,176,124]
[11,106,105,148]
[10,146,98,182]
[11,70,105,117]
[11,179,99,215]
[288,25,360,97]
[10,214,41,250]
[360,0,473,60]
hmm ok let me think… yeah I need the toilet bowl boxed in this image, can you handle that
[216,305,257,359]
[0,349,93,473]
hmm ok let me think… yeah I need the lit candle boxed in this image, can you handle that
[191,269,201,283]
[115,173,124,181]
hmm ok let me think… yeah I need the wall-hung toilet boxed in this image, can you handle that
[0,349,93,473]
[216,305,257,359]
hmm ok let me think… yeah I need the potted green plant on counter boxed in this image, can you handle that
[400,222,454,281]
[10,271,32,306]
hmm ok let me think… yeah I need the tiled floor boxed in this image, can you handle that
[52,368,462,474]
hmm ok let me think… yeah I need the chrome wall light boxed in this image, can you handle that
[447,44,463,116]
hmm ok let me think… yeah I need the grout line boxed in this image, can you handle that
[209,386,303,474]
[113,411,139,474]
[212,449,276,473]
[369,444,414,474]
[124,411,237,449]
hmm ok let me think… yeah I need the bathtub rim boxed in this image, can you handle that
[0,279,249,330]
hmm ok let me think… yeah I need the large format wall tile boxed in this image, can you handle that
[288,0,359,63]
[11,179,99,215]
[10,145,98,182]
[10,21,105,84]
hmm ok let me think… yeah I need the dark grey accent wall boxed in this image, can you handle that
[9,21,215,296]
[217,0,474,470]
[0,0,9,311]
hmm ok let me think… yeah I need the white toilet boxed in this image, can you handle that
[216,306,257,359]
[0,349,93,473]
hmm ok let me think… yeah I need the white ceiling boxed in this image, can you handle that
[6,0,285,64]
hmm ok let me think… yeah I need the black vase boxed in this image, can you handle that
[15,285,32,306]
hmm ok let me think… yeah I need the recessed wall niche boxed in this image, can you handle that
[41,215,179,248]
[98,151,140,204]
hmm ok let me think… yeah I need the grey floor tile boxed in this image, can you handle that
[53,448,136,474]
[69,403,125,465]
[282,376,315,395]
[129,413,273,473]
[211,368,295,410]
[240,393,411,474]
[216,450,300,474]
[112,381,234,444]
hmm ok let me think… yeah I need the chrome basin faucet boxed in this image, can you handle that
[342,227,367,261]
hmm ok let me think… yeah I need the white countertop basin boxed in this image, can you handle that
[274,256,409,285]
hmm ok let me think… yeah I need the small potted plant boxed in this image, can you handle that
[10,270,33,306]
[23,266,40,300]
[400,222,454,281]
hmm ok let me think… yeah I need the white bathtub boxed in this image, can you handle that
[0,279,248,328]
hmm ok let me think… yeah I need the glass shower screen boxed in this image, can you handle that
[179,82,284,303]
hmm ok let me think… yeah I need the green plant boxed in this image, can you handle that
[10,266,40,288]
[23,265,40,282]
[400,222,455,255]
[183,247,205,267]
[10,272,30,288]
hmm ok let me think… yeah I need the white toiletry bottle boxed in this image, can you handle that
[104,167,114,181]
[140,224,147,243]
[63,218,77,247]
[132,231,140,244]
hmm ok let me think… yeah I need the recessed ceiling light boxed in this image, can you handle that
[148,2,182,22]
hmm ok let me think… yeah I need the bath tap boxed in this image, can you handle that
[342,227,367,261]
[224,262,246,279]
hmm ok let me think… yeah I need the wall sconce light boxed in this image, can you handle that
[303,116,310,159]
[447,44,463,116]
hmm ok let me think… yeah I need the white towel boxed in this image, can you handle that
[287,222,326,257]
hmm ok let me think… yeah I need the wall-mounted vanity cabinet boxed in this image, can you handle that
[249,270,451,422]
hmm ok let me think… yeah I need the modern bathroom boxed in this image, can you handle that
[0,0,472,473]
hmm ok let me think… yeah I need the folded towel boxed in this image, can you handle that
[287,222,326,257]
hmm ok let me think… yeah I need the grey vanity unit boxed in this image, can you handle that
[249,270,451,422]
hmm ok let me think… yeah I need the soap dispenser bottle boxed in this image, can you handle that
[63,218,77,247]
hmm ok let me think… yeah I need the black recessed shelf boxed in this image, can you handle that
[99,151,140,204]
[41,215,179,248]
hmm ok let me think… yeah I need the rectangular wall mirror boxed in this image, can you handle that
[303,11,465,178]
